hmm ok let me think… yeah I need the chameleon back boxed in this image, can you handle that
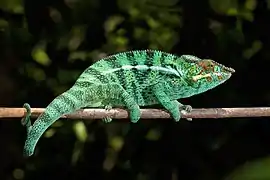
[76,50,189,106]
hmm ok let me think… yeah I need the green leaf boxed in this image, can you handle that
[146,16,160,29]
[243,40,262,59]
[12,168,24,180]
[134,27,147,40]
[44,128,56,138]
[73,121,88,142]
[57,69,80,83]
[0,19,8,29]
[0,0,23,13]
[104,16,124,33]
[68,26,86,51]
[24,64,46,81]
[68,51,87,62]
[224,156,270,180]
[31,43,51,66]
[32,68,46,81]
[227,8,238,16]
[245,0,257,11]
[145,128,161,141]
[71,141,84,166]
[241,10,254,21]
[110,136,124,151]
[147,0,178,7]
[209,0,238,15]
[267,0,270,9]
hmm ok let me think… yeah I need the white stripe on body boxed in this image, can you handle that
[102,65,181,77]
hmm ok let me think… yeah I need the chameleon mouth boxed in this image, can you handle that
[192,71,233,82]
[192,73,212,81]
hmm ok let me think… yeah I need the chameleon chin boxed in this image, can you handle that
[21,50,235,156]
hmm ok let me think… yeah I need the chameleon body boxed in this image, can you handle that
[21,49,235,156]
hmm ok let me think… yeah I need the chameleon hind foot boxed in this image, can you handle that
[179,104,192,121]
[108,83,141,123]
[128,104,141,123]
[21,103,32,128]
[102,105,113,123]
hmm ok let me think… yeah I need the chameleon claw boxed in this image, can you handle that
[182,105,192,112]
[102,105,113,123]
[105,105,112,111]
[179,105,192,121]
[102,117,113,123]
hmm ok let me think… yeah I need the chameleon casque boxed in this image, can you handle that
[21,49,235,156]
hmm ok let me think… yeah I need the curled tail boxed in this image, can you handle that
[21,88,87,157]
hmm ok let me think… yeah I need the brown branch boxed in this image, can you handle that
[0,107,270,120]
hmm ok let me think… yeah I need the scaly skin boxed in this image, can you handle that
[21,49,235,156]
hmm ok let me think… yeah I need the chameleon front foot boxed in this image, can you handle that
[21,103,32,129]
[179,104,192,121]
[129,104,141,123]
[102,117,112,123]
[102,105,113,123]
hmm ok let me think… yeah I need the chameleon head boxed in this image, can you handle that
[179,55,235,94]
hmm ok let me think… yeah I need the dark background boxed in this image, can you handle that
[0,0,270,179]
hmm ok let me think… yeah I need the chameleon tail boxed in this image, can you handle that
[22,88,86,157]
[21,103,32,132]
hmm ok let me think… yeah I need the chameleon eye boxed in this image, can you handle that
[208,62,215,68]
[198,60,214,70]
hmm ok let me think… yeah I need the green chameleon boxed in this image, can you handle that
[21,49,235,156]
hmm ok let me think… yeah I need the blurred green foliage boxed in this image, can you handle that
[225,156,270,180]
[1,0,270,180]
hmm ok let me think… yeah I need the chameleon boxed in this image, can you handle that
[21,49,235,157]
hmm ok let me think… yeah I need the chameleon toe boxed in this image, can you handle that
[102,117,112,123]
[183,105,192,112]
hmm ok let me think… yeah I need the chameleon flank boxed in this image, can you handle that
[21,50,235,156]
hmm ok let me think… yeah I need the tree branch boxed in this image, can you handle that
[0,107,270,120]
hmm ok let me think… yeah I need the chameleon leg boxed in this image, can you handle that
[122,93,141,123]
[21,103,32,132]
[153,85,191,122]
[109,83,141,123]
[86,83,141,123]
